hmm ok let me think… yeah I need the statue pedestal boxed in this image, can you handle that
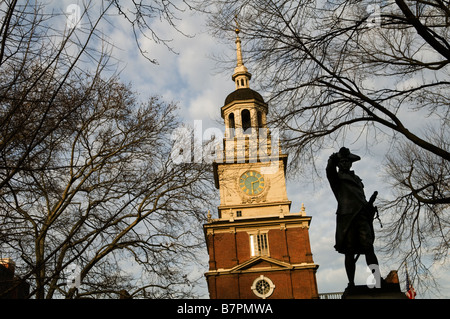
[342,270,408,299]
[342,283,407,299]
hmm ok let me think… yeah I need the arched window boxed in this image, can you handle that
[228,113,235,138]
[241,109,251,134]
[257,111,263,128]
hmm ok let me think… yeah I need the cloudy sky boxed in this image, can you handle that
[62,1,449,298]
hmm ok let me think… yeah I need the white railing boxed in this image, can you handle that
[319,292,343,299]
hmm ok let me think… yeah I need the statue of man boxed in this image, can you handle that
[326,147,380,288]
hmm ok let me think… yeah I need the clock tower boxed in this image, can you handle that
[204,28,319,299]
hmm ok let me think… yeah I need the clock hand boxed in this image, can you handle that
[251,180,258,193]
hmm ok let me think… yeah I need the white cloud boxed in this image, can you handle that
[187,88,222,122]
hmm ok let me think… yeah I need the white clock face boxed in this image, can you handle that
[239,171,265,195]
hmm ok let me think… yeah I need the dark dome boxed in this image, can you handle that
[224,88,265,105]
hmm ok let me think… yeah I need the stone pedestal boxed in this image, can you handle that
[342,270,408,299]
[342,283,407,299]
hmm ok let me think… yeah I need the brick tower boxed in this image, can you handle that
[203,28,319,299]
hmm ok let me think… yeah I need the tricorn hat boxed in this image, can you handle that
[337,147,361,162]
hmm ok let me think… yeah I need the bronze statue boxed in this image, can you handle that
[326,147,380,288]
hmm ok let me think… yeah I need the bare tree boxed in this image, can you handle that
[1,75,213,299]
[201,0,449,291]
[0,0,198,187]
[0,1,214,298]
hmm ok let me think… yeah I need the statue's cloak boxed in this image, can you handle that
[326,159,374,254]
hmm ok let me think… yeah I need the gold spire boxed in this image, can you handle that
[235,28,244,67]
[232,17,251,89]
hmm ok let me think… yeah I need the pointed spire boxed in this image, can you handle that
[235,28,244,67]
[232,17,251,90]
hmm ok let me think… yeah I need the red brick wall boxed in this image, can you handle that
[206,269,318,299]
[205,225,318,299]
[207,227,314,270]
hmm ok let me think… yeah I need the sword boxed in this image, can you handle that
[368,191,382,228]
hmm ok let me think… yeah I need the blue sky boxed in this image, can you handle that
[60,1,450,298]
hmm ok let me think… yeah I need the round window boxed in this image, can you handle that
[251,275,275,299]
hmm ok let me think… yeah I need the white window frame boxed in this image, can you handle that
[249,231,269,257]
[251,275,275,299]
